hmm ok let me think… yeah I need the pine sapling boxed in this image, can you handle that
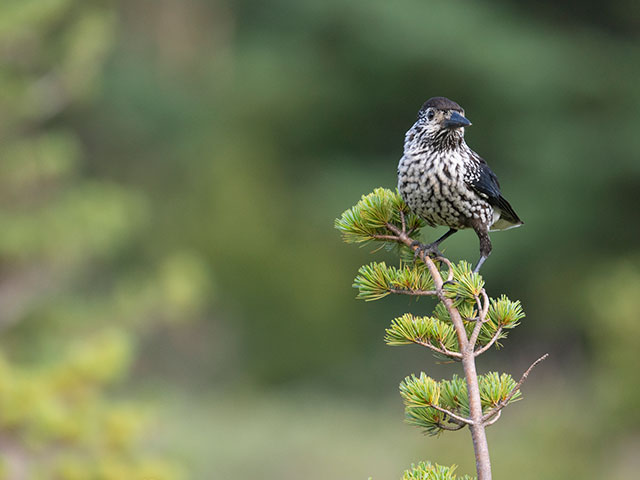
[336,188,547,480]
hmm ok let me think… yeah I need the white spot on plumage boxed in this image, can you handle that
[398,131,496,229]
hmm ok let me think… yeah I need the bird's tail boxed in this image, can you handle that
[490,216,522,231]
[489,196,523,231]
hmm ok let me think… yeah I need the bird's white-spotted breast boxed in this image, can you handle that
[397,146,494,229]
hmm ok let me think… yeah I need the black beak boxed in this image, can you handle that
[444,111,472,129]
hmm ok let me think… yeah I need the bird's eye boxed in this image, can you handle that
[426,110,435,120]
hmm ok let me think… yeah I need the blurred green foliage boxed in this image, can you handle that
[91,0,640,384]
[0,0,207,477]
[0,0,638,478]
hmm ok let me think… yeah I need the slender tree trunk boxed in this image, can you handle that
[421,252,492,479]
[461,345,492,480]
[389,224,493,479]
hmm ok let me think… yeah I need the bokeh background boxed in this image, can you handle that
[1,0,639,478]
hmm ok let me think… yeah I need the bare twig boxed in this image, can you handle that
[474,327,503,357]
[371,234,401,242]
[437,422,466,431]
[469,290,490,347]
[435,256,454,283]
[428,404,475,426]
[481,290,489,316]
[411,340,454,355]
[388,288,438,297]
[481,354,549,422]
[483,410,502,427]
[411,339,459,358]
[475,294,485,321]
[469,296,485,347]
[438,340,463,359]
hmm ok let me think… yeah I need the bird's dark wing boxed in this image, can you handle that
[465,158,522,225]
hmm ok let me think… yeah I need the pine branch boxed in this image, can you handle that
[389,288,438,296]
[429,404,475,426]
[385,314,461,359]
[400,373,475,434]
[335,188,425,244]
[473,327,503,357]
[414,338,462,359]
[481,354,549,424]
[483,410,502,427]
[353,262,435,301]
[438,422,466,432]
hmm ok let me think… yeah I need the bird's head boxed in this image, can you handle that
[406,97,471,151]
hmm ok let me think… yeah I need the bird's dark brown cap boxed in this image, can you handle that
[421,97,463,112]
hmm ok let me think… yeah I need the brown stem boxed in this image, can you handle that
[437,340,463,359]
[429,404,474,426]
[385,221,493,479]
[371,234,401,242]
[412,339,462,359]
[474,327,503,357]
[484,410,502,427]
[469,290,490,347]
[388,288,438,297]
[460,347,492,479]
[437,422,466,431]
[439,257,455,281]
[482,353,549,423]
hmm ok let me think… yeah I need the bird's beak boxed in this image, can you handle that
[444,111,472,129]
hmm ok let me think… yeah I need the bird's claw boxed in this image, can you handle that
[411,240,443,262]
[441,279,456,288]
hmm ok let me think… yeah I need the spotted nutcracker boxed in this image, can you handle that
[398,97,522,272]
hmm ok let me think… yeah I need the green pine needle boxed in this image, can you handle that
[353,262,435,301]
[473,295,526,349]
[402,461,475,480]
[443,261,485,302]
[334,188,425,244]
[385,314,458,354]
[405,406,450,436]
[434,289,526,351]
[487,295,525,329]
[439,375,470,417]
[399,371,522,435]
[479,372,522,407]
[400,373,464,436]
[475,318,508,348]
[400,373,441,408]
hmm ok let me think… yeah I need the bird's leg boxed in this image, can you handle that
[471,222,492,273]
[473,256,488,273]
[412,228,458,261]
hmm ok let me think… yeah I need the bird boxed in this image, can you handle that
[397,97,522,272]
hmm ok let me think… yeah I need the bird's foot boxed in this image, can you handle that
[411,240,443,262]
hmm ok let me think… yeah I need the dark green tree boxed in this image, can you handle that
[336,189,547,480]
